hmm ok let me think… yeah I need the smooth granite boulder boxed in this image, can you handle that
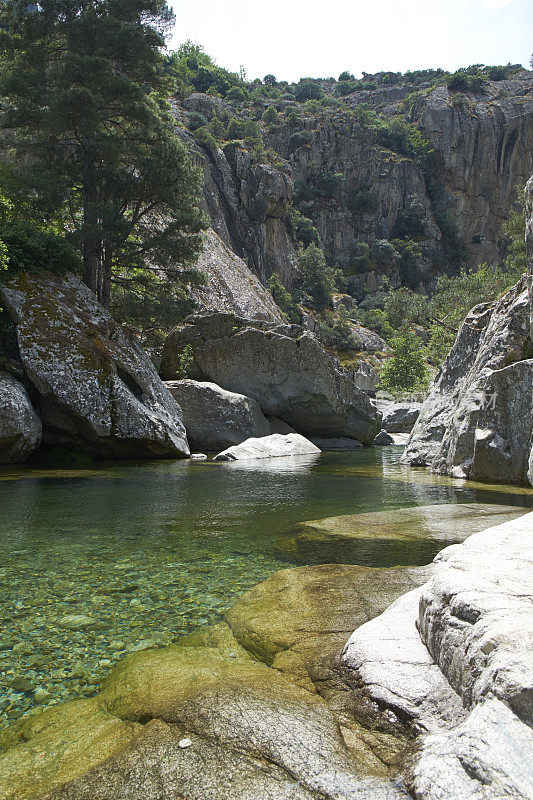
[0,699,140,800]
[342,511,533,800]
[0,370,41,463]
[373,430,394,446]
[213,432,321,461]
[161,312,382,444]
[375,400,421,433]
[165,379,269,451]
[0,272,189,458]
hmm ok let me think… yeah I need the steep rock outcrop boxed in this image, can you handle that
[414,75,533,266]
[0,370,41,463]
[173,98,299,288]
[402,276,532,482]
[165,379,269,451]
[160,312,382,444]
[193,229,284,322]
[0,272,189,459]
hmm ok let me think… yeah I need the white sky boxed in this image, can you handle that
[169,0,532,82]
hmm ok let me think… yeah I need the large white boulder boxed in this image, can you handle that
[165,379,269,451]
[213,433,321,461]
[0,370,41,463]
[0,272,189,459]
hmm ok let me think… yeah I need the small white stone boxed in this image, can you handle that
[178,737,192,749]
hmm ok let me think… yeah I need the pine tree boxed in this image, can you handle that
[0,0,205,305]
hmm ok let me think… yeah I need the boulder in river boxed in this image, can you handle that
[165,379,269,451]
[375,399,421,433]
[213,432,320,461]
[0,370,41,463]
[160,312,382,445]
[0,272,189,459]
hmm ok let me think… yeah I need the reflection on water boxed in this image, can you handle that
[0,446,531,723]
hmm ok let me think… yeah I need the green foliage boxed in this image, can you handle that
[166,41,242,98]
[376,117,435,167]
[392,204,426,239]
[435,212,469,266]
[289,130,312,151]
[333,80,360,97]
[0,0,205,305]
[193,126,217,149]
[346,184,379,214]
[262,106,278,125]
[264,74,277,86]
[298,243,336,312]
[384,287,428,330]
[380,329,429,393]
[502,209,527,273]
[226,86,248,102]
[173,344,195,379]
[338,71,354,82]
[287,207,321,247]
[446,73,486,93]
[0,222,81,281]
[187,112,208,131]
[294,79,324,102]
[391,238,424,289]
[267,273,300,323]
[208,116,226,141]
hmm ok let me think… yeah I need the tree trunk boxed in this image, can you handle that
[101,245,112,308]
[82,143,101,296]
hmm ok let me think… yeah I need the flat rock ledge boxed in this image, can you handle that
[342,512,533,799]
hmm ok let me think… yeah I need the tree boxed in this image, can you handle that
[0,0,205,305]
[298,243,336,312]
[267,272,300,323]
[380,330,429,393]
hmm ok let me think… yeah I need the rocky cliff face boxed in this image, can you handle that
[174,72,533,297]
[402,267,533,484]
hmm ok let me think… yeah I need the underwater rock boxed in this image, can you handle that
[274,503,526,566]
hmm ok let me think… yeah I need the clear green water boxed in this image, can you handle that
[0,447,531,723]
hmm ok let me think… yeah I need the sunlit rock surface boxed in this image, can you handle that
[0,271,189,459]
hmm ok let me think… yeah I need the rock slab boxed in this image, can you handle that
[213,432,320,461]
[165,379,269,451]
[0,370,41,463]
[0,272,189,459]
[161,312,382,444]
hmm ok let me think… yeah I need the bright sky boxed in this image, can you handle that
[169,0,532,82]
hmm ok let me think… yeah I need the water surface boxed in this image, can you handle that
[0,447,531,723]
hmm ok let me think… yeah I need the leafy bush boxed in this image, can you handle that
[186,111,208,132]
[377,117,434,167]
[299,243,336,312]
[287,207,321,247]
[334,80,360,97]
[166,42,242,98]
[380,329,429,392]
[193,126,217,149]
[294,79,324,102]
[446,73,486,93]
[392,205,426,239]
[338,71,354,82]
[267,273,300,323]
[435,211,469,266]
[226,86,248,102]
[264,74,277,86]
[288,130,312,151]
[262,105,278,125]
[0,222,81,281]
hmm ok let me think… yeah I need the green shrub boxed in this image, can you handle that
[264,74,277,86]
[267,273,300,323]
[186,111,208,131]
[392,205,426,239]
[262,105,278,125]
[288,130,312,150]
[380,329,429,392]
[338,71,354,82]
[299,243,336,312]
[294,79,324,102]
[287,207,321,247]
[208,116,226,141]
[193,126,217,149]
[0,222,81,281]
[174,344,195,378]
